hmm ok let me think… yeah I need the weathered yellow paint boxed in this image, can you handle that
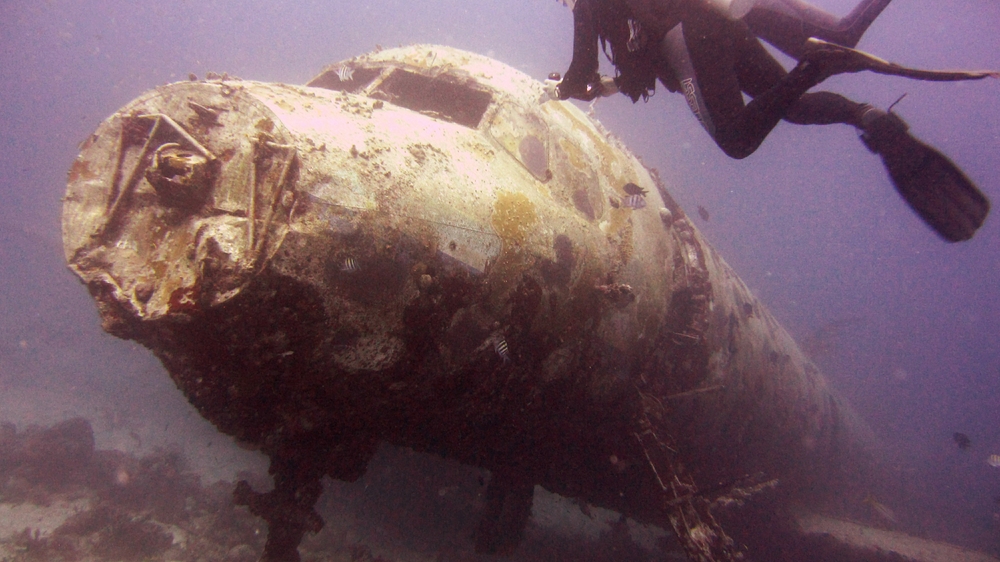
[491,191,538,246]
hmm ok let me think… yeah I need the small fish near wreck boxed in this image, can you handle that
[493,337,511,364]
[621,194,647,209]
[335,65,354,82]
[623,182,648,196]
[340,257,360,273]
[63,45,888,561]
[953,432,971,450]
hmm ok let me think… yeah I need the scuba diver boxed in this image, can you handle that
[553,0,994,242]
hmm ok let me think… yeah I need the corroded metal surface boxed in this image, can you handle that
[63,45,876,561]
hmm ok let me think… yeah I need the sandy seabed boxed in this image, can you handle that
[0,401,676,562]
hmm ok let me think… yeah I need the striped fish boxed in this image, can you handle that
[988,454,1000,468]
[336,66,354,82]
[340,257,360,273]
[494,337,511,364]
[623,182,648,196]
[621,194,647,210]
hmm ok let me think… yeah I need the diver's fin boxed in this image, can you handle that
[804,38,1000,82]
[860,108,990,242]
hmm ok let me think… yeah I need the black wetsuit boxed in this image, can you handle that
[557,0,990,242]
[558,0,888,158]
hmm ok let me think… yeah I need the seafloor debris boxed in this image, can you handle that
[0,419,684,562]
[0,418,265,561]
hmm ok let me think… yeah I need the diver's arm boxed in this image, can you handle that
[558,0,604,100]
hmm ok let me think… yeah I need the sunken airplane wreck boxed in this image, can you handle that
[64,45,881,561]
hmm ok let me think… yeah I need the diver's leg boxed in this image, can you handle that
[673,13,799,158]
[674,8,860,158]
[744,0,893,57]
[722,14,989,240]
[731,26,868,127]
[678,11,988,238]
[734,32,989,240]
[784,92,864,126]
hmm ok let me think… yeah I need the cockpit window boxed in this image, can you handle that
[307,66,382,93]
[518,135,548,179]
[372,69,492,129]
[488,104,551,182]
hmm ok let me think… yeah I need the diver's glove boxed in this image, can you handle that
[546,72,619,101]
[543,72,563,101]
